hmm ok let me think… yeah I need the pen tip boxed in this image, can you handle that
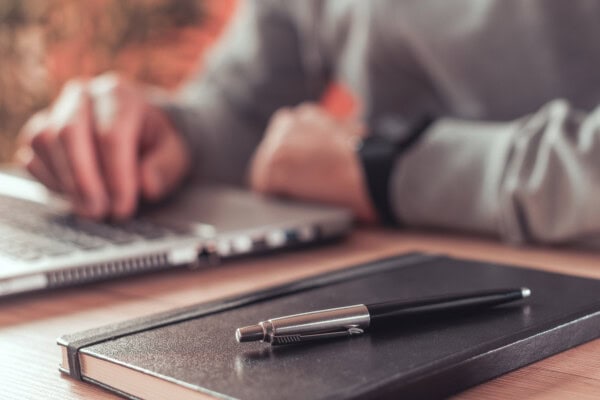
[236,324,264,343]
[521,287,531,298]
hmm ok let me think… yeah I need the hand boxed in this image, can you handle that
[15,73,191,220]
[250,104,377,223]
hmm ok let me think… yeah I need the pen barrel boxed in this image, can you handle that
[366,288,525,328]
[265,304,370,342]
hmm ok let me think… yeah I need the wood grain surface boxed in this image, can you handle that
[1,228,599,399]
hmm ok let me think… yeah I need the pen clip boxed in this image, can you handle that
[271,325,365,346]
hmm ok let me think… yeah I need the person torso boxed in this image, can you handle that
[291,0,600,121]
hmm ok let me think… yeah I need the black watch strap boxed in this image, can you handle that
[358,116,434,225]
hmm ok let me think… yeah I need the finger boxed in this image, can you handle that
[295,105,325,126]
[266,107,294,143]
[96,127,139,220]
[30,128,74,195]
[139,131,189,202]
[56,87,109,219]
[90,75,140,220]
[249,133,287,195]
[269,107,293,127]
[249,147,270,194]
[294,103,321,119]
[16,110,49,150]
[20,149,62,193]
[20,111,64,193]
[294,103,339,134]
[48,134,81,201]
[45,80,101,205]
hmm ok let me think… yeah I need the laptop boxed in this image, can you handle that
[0,171,352,297]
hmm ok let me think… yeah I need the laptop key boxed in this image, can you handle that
[0,194,177,263]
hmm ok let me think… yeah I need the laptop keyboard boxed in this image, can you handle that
[0,195,175,261]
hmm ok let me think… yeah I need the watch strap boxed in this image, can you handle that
[359,116,434,225]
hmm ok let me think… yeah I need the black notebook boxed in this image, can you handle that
[58,253,600,399]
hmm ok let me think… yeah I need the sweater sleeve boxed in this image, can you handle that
[390,100,600,245]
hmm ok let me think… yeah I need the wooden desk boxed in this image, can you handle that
[1,228,599,399]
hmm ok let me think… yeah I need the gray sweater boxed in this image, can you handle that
[163,0,600,245]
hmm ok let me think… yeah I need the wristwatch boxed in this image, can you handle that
[357,115,434,225]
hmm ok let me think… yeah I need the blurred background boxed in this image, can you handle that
[0,0,235,163]
[0,0,353,164]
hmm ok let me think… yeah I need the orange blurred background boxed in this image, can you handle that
[45,0,234,91]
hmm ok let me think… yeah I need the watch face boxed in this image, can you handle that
[371,114,434,144]
[374,114,413,141]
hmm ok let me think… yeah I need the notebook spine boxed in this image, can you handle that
[46,253,170,288]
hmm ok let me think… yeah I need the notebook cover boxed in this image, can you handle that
[57,252,600,399]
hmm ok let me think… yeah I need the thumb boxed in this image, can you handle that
[139,131,190,202]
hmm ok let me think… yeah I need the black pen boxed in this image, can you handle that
[235,287,531,345]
